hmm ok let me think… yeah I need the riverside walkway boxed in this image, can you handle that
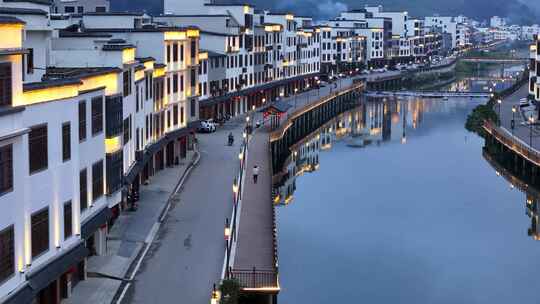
[228,77,360,294]
[366,90,490,98]
[483,84,540,167]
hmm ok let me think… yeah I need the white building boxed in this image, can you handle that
[490,16,506,28]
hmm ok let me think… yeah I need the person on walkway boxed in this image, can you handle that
[253,165,260,184]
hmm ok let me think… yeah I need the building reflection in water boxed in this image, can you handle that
[272,96,466,206]
[482,149,540,240]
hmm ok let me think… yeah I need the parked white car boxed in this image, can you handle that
[197,120,216,133]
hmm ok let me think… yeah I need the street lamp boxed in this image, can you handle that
[294,88,299,108]
[224,218,231,240]
[232,178,238,201]
[530,116,535,147]
[511,106,516,135]
[497,99,502,125]
[262,98,266,104]
[317,80,321,96]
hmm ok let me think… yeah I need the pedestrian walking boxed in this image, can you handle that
[253,165,260,184]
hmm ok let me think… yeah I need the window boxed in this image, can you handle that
[0,226,14,283]
[0,145,12,196]
[0,62,12,106]
[95,6,106,12]
[123,117,130,144]
[123,70,131,97]
[92,160,103,202]
[91,97,103,135]
[64,201,72,239]
[62,122,71,162]
[190,99,196,117]
[190,69,196,87]
[180,107,184,124]
[77,6,83,13]
[180,75,184,92]
[173,74,178,93]
[167,110,171,128]
[64,6,75,13]
[29,125,48,174]
[167,45,171,63]
[173,105,178,125]
[31,208,49,258]
[136,85,140,112]
[191,41,196,58]
[78,101,86,142]
[173,43,178,62]
[180,45,184,61]
[80,169,88,211]
[27,48,34,74]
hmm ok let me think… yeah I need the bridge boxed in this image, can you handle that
[460,58,529,64]
[365,90,491,98]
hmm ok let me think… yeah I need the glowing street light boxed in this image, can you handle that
[224,218,231,240]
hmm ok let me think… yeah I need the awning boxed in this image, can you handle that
[26,242,89,292]
[200,72,321,108]
[0,283,33,304]
[259,100,292,114]
[123,121,199,186]
[81,207,112,239]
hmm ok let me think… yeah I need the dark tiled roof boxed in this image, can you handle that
[102,44,135,51]
[3,0,51,5]
[83,12,144,16]
[0,15,25,24]
[201,49,226,57]
[136,57,155,63]
[59,31,113,38]
[44,67,122,80]
[23,78,82,91]
[134,65,145,71]
[83,25,199,33]
[0,7,48,15]
[157,14,229,18]
[154,63,166,69]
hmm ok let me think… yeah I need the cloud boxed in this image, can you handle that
[272,0,348,21]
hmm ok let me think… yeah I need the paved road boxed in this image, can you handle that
[498,85,540,150]
[124,76,357,304]
[125,118,245,304]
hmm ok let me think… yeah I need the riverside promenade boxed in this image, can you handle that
[227,78,363,298]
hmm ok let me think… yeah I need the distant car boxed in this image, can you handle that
[197,120,216,133]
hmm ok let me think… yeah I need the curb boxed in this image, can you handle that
[111,146,202,304]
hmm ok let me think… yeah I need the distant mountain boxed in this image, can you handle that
[110,0,540,25]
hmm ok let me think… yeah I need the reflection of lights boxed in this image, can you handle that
[510,183,514,189]
[496,171,500,176]
[401,136,407,144]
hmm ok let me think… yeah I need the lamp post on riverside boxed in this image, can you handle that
[294,88,299,108]
[511,106,516,135]
[497,99,502,126]
[530,116,535,147]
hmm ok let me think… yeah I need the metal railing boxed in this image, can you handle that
[483,120,540,166]
[229,268,278,289]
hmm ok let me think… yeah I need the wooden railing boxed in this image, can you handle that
[229,268,279,290]
[483,120,540,167]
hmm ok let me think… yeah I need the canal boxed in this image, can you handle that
[274,63,539,303]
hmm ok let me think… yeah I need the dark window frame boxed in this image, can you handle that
[29,124,48,174]
[31,207,49,258]
[62,122,71,162]
[0,144,13,196]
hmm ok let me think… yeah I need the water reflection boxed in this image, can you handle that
[483,148,540,240]
[273,97,475,206]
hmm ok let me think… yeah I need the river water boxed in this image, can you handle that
[275,64,539,303]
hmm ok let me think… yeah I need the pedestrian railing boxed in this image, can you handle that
[483,120,540,167]
[229,268,279,290]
